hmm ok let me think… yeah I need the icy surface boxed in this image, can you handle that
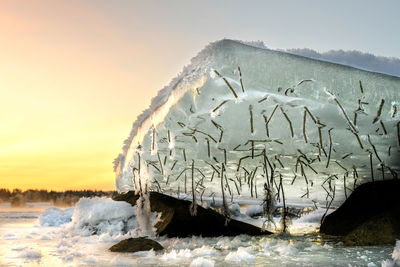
[0,200,395,266]
[39,207,74,226]
[115,39,400,207]
[382,240,400,267]
[189,257,215,267]
[225,246,255,262]
[71,197,135,232]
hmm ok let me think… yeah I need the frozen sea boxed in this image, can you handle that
[0,199,398,267]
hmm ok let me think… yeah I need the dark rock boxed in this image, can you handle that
[320,179,400,245]
[343,208,400,246]
[109,237,163,253]
[114,191,272,237]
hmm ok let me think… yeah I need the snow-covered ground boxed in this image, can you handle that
[0,198,397,266]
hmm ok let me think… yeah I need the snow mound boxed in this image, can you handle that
[192,245,219,257]
[71,197,136,235]
[3,233,17,240]
[295,208,333,223]
[39,207,74,226]
[20,248,42,259]
[161,249,194,261]
[225,247,255,262]
[110,256,136,266]
[190,257,215,267]
[246,205,263,217]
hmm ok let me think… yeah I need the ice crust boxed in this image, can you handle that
[70,197,137,235]
[20,248,42,259]
[39,207,74,226]
[1,200,395,266]
[38,197,156,236]
[225,246,255,262]
[115,39,400,205]
[383,240,400,267]
[189,257,215,267]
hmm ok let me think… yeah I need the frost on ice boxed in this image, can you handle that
[39,197,159,236]
[39,207,74,226]
[114,39,400,207]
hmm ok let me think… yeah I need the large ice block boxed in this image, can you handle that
[114,40,400,205]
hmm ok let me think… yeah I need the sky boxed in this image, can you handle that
[1,0,399,191]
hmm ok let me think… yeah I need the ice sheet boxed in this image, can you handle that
[115,39,400,207]
[0,200,396,266]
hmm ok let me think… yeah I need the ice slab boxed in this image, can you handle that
[115,39,400,205]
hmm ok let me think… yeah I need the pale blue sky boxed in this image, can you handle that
[91,0,400,87]
[93,0,400,57]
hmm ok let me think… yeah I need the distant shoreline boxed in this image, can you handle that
[0,188,117,207]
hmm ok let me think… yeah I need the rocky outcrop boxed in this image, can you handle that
[109,237,163,253]
[320,179,400,245]
[114,191,271,237]
[343,208,400,246]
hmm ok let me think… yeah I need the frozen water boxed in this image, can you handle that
[246,204,264,217]
[383,240,400,267]
[189,257,215,267]
[20,248,42,259]
[71,197,134,228]
[115,39,400,208]
[393,240,400,263]
[225,246,255,262]
[0,200,396,266]
[39,207,73,226]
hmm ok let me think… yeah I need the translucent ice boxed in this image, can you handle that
[39,207,74,226]
[115,39,400,206]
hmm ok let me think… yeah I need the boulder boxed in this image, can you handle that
[343,208,400,246]
[109,237,163,253]
[114,191,271,237]
[320,179,400,245]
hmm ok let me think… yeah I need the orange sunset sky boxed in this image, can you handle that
[1,1,399,191]
[0,1,190,190]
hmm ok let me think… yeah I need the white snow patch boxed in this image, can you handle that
[225,247,255,262]
[276,243,299,256]
[11,246,26,251]
[161,249,194,260]
[3,233,17,240]
[84,256,97,263]
[70,197,137,235]
[40,235,51,240]
[110,256,136,266]
[245,204,263,217]
[20,248,42,259]
[39,207,74,226]
[72,197,134,227]
[190,257,215,267]
[192,245,219,257]
[295,208,331,223]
